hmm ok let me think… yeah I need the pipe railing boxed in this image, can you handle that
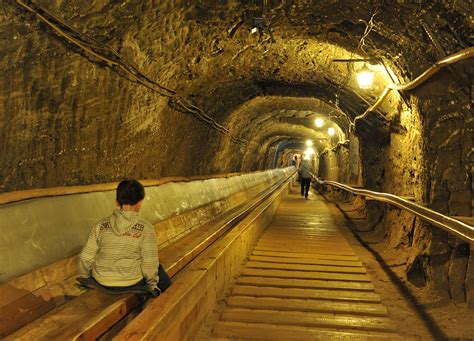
[316,178,474,243]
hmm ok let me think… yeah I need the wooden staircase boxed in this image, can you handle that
[200,191,401,340]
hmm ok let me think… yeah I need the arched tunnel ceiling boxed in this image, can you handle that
[1,0,471,188]
[16,0,469,125]
[223,96,350,141]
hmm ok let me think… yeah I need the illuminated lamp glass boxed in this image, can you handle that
[356,63,374,89]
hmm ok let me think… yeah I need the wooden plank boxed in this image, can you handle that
[221,308,397,332]
[0,269,46,307]
[40,255,78,285]
[213,321,402,340]
[245,261,367,274]
[6,291,139,340]
[249,255,364,267]
[258,236,349,243]
[48,276,85,307]
[252,250,360,261]
[232,285,381,302]
[0,286,55,338]
[256,241,353,250]
[258,236,350,243]
[236,276,375,291]
[241,268,371,282]
[254,245,356,256]
[261,230,346,235]
[227,296,388,316]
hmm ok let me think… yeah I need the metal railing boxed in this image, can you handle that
[316,178,474,243]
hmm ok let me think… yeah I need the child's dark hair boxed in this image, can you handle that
[116,179,145,207]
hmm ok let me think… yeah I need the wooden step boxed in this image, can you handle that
[260,231,344,235]
[249,255,363,267]
[236,276,375,291]
[232,285,382,302]
[212,321,402,340]
[257,239,350,246]
[245,261,367,274]
[252,250,360,261]
[221,308,398,332]
[221,307,396,332]
[227,296,389,316]
[254,245,356,256]
[256,241,353,250]
[241,268,371,282]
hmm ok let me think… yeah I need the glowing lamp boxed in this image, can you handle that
[356,63,374,89]
[315,118,324,128]
[304,147,315,159]
[327,127,335,136]
[306,140,313,147]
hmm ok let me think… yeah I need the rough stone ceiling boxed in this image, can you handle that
[37,0,467,140]
[2,0,471,186]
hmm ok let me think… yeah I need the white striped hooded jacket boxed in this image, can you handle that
[79,209,159,288]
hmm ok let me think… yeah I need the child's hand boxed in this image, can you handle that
[147,284,161,297]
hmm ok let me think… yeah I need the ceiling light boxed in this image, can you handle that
[328,127,335,136]
[304,147,315,159]
[356,63,374,89]
[306,140,313,147]
[315,118,324,128]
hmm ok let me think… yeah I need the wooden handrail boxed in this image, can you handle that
[316,178,474,243]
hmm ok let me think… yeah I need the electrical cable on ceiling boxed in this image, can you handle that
[15,0,247,145]
[333,1,382,121]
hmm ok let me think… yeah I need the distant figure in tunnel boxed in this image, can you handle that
[298,157,314,199]
[78,179,170,297]
[291,155,297,167]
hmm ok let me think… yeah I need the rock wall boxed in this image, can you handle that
[318,65,473,303]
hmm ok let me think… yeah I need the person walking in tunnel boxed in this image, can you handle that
[78,179,170,297]
[298,157,314,199]
[291,154,298,167]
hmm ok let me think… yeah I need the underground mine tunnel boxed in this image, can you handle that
[0,0,473,339]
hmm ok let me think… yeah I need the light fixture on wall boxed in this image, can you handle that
[315,118,324,128]
[327,127,335,136]
[332,58,377,90]
[356,63,374,89]
[306,140,313,147]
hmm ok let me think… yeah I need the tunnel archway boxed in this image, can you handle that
[1,0,473,326]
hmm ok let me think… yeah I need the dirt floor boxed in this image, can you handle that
[323,194,474,340]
